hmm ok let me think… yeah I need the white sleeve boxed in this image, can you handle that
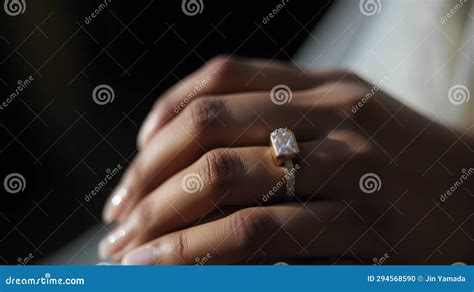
[295,0,473,131]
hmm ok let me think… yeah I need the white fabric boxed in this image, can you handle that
[295,0,473,131]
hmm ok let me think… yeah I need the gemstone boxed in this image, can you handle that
[270,128,299,161]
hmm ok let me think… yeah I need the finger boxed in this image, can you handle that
[137,55,341,148]
[99,206,233,262]
[103,89,327,223]
[100,135,375,260]
[99,147,281,260]
[120,201,382,265]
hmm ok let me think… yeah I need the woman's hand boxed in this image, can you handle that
[99,56,474,265]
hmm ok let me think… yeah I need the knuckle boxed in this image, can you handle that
[200,149,245,189]
[185,97,226,134]
[167,232,189,264]
[206,55,240,82]
[228,208,276,251]
[131,200,154,229]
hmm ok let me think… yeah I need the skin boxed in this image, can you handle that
[98,55,474,265]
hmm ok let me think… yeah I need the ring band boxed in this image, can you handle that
[283,160,296,200]
[270,128,299,201]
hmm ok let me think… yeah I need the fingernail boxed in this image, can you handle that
[98,220,134,259]
[122,243,173,265]
[103,187,128,223]
[122,246,156,265]
[137,112,159,148]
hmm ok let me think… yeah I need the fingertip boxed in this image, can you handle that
[98,219,135,261]
[102,187,128,223]
[122,245,156,265]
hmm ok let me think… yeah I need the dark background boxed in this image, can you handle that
[0,0,332,264]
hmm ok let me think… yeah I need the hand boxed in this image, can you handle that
[99,56,474,265]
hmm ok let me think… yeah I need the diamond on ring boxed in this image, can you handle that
[270,128,300,165]
[270,128,299,201]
